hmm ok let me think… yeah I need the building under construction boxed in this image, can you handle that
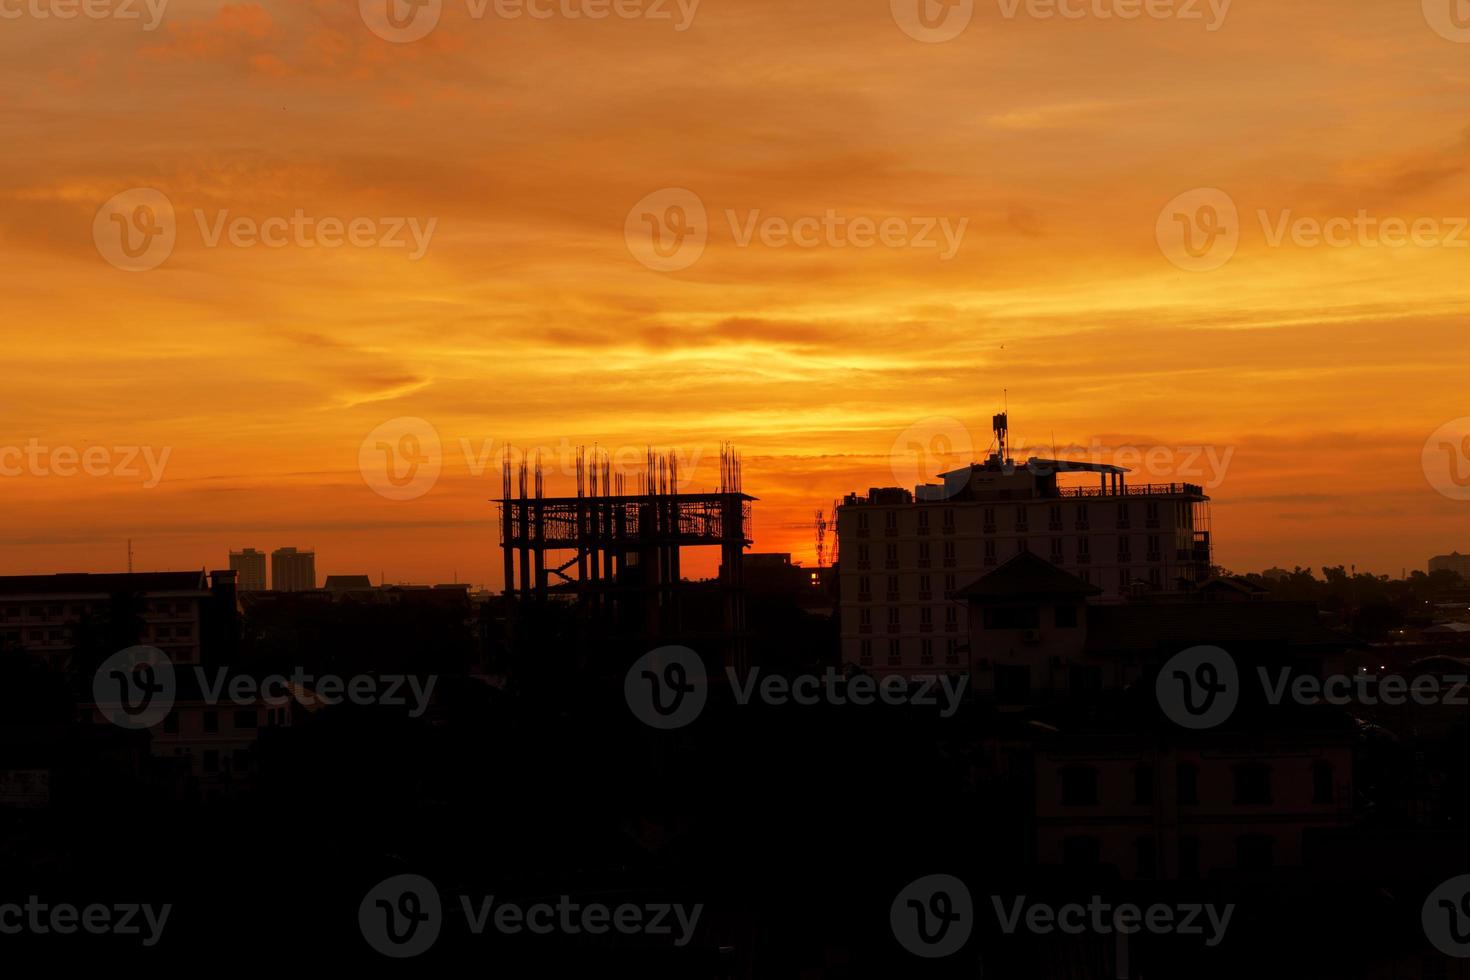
[498,445,754,670]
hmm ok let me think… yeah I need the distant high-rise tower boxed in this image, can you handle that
[229,548,268,592]
[271,547,317,592]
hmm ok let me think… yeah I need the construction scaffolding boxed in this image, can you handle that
[498,444,754,669]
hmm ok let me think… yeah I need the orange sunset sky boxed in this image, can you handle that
[2,0,1468,587]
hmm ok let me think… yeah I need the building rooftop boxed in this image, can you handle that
[951,552,1103,601]
[0,571,209,595]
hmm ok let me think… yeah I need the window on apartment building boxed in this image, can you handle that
[942,508,955,529]
[1118,536,1132,561]
[942,541,955,563]
[918,509,929,529]
[984,540,997,564]
[858,576,871,596]
[1059,766,1099,805]
[1136,837,1157,879]
[920,638,934,666]
[1068,664,1102,693]
[887,606,900,626]
[1049,538,1064,562]
[944,573,956,592]
[1055,604,1078,629]
[1062,836,1102,868]
[944,606,958,630]
[918,541,931,565]
[887,639,901,666]
[1233,763,1272,805]
[1077,537,1090,561]
[1116,502,1130,528]
[1147,535,1162,561]
[945,639,960,666]
[885,544,898,567]
[919,574,931,595]
[885,509,897,528]
[1177,763,1199,805]
[1312,762,1334,805]
[1146,500,1160,527]
[1236,834,1275,871]
[983,506,996,531]
[1134,765,1154,805]
[1017,538,1029,554]
[920,607,933,626]
[203,711,218,735]
[857,512,870,530]
[1119,569,1130,591]
[860,608,872,627]
[1076,502,1089,529]
[857,544,870,565]
[859,640,872,666]
[1048,504,1063,529]
[1179,837,1201,880]
[1015,505,1028,531]
[886,575,899,596]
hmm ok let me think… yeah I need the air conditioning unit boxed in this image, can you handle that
[1021,629,1042,644]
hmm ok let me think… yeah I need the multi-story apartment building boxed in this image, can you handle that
[837,414,1212,673]
[229,548,268,592]
[1428,551,1470,581]
[270,547,316,592]
[0,570,237,666]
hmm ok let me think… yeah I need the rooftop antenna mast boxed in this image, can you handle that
[127,538,133,573]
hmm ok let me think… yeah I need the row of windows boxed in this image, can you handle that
[855,500,1176,535]
[857,638,963,667]
[0,600,197,620]
[853,535,1171,568]
[1063,833,1280,877]
[1058,761,1335,807]
[156,706,286,736]
[5,624,193,646]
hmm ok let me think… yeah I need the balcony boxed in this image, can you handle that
[1056,483,1205,499]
